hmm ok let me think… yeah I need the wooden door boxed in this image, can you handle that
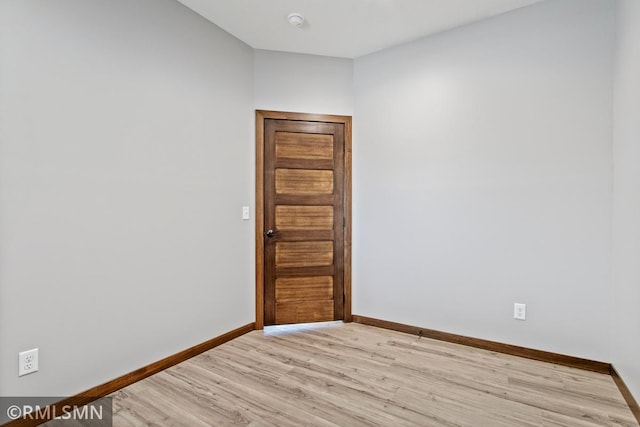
[259,113,350,326]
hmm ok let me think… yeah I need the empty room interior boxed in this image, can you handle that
[1,0,639,425]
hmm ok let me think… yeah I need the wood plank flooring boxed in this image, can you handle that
[111,322,638,426]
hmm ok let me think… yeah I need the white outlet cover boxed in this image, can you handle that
[514,303,527,321]
[18,348,39,377]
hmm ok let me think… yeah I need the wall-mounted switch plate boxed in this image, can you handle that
[242,206,250,220]
[19,348,39,376]
[514,303,526,321]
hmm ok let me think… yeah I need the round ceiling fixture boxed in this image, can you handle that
[287,13,304,28]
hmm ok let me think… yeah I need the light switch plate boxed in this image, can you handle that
[242,206,250,220]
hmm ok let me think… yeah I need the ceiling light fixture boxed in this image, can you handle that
[287,13,304,28]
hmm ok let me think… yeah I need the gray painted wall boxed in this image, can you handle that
[612,0,640,402]
[353,0,615,362]
[254,50,353,116]
[0,0,254,397]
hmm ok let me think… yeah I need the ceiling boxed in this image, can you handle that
[176,0,543,58]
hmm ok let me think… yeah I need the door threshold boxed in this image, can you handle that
[263,320,345,336]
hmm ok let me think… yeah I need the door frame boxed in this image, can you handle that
[255,110,352,329]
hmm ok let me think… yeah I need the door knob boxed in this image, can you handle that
[265,229,275,238]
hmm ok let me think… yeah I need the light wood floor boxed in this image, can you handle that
[111,322,638,426]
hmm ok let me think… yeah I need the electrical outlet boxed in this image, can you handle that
[19,348,39,377]
[514,303,526,321]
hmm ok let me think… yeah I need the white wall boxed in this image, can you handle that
[254,50,353,116]
[0,0,254,399]
[353,0,615,361]
[612,0,640,401]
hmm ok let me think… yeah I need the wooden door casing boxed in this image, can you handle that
[256,111,352,328]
